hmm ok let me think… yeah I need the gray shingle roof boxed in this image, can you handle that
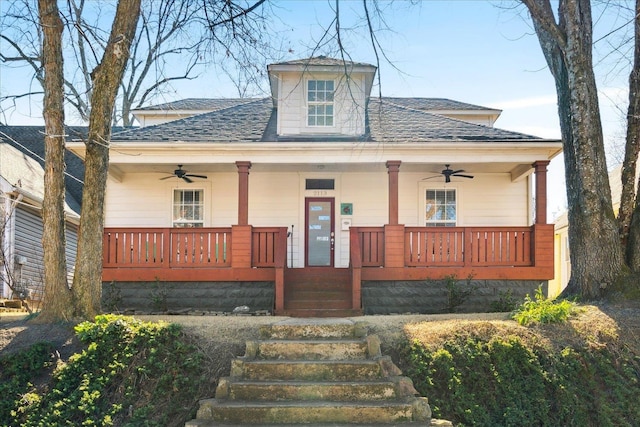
[383,97,500,112]
[115,98,273,142]
[112,97,542,144]
[367,98,536,142]
[0,126,87,213]
[135,98,254,112]
[271,56,375,68]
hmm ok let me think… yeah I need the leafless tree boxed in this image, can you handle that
[521,0,640,298]
[71,0,143,319]
[1,0,281,126]
[36,0,73,322]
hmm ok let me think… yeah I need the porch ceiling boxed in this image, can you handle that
[108,161,540,176]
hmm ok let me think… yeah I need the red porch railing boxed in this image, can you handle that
[356,227,385,266]
[102,226,286,270]
[404,226,533,267]
[351,225,537,269]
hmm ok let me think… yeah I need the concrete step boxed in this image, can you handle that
[185,317,446,427]
[193,398,431,424]
[215,378,418,401]
[278,308,363,318]
[187,420,453,426]
[245,337,380,361]
[260,318,365,340]
[230,357,399,381]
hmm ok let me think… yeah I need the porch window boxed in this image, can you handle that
[425,189,456,226]
[307,80,334,126]
[173,189,204,227]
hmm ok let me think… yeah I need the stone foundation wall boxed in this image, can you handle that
[102,281,274,314]
[362,279,546,315]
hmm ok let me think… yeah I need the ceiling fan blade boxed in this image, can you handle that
[160,175,175,180]
[421,175,440,181]
[445,175,451,183]
[182,176,193,183]
[450,169,465,175]
[186,174,208,179]
[454,174,474,179]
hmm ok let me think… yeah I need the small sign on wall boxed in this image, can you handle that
[341,203,353,215]
[341,218,352,231]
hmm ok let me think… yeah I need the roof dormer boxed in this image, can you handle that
[267,57,377,139]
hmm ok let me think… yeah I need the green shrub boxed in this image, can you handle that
[512,286,575,326]
[12,315,206,427]
[489,289,519,312]
[0,342,55,424]
[445,274,476,313]
[406,333,640,427]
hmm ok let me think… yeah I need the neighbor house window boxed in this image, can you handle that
[173,189,204,227]
[425,189,456,227]
[307,80,334,126]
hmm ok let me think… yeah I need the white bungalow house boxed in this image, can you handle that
[67,57,562,316]
[0,126,84,303]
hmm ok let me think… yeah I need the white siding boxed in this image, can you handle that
[277,72,367,137]
[399,172,529,226]
[105,170,531,268]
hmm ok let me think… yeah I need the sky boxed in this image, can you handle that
[0,0,634,218]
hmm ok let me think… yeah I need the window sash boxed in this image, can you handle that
[425,189,456,227]
[173,189,204,227]
[307,80,334,127]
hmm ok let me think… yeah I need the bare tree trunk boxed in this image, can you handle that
[36,0,73,322]
[72,0,141,319]
[523,0,626,299]
[619,0,640,271]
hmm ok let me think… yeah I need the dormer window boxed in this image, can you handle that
[307,80,334,126]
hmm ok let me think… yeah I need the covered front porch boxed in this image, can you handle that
[101,160,553,316]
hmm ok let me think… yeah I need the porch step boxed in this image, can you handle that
[279,308,363,318]
[186,319,440,426]
[284,267,351,285]
[285,297,352,310]
[283,268,354,317]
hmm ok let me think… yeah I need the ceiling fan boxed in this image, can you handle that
[160,165,207,183]
[423,165,474,183]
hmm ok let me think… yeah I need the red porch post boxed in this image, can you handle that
[385,161,405,268]
[386,160,401,225]
[236,161,252,226]
[533,160,550,225]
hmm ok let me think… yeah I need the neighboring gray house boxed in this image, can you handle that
[0,126,85,301]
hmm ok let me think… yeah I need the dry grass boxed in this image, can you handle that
[402,303,640,357]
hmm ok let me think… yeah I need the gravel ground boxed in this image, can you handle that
[137,312,512,350]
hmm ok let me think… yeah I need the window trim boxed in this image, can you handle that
[422,186,458,227]
[306,79,335,128]
[172,188,205,228]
